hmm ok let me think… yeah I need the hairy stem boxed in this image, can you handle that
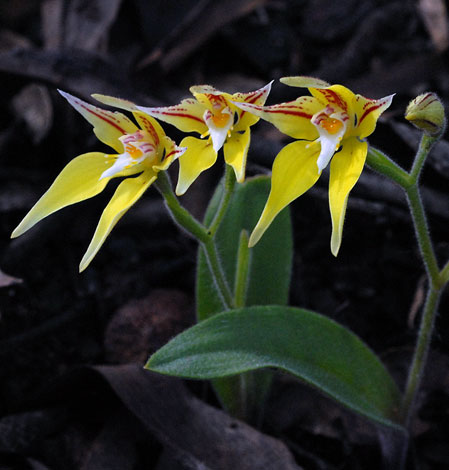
[155,171,234,309]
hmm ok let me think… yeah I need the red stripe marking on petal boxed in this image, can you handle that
[262,108,313,119]
[138,115,159,146]
[318,89,347,111]
[359,102,385,124]
[79,103,127,134]
[152,110,204,124]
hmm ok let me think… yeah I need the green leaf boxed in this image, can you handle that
[195,175,292,421]
[196,175,293,318]
[146,306,403,429]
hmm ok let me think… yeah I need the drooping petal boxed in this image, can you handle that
[11,152,114,238]
[353,94,394,139]
[232,81,273,131]
[153,136,186,172]
[79,171,156,272]
[204,107,234,152]
[249,140,321,247]
[223,128,251,183]
[175,136,217,195]
[232,97,322,140]
[311,109,348,171]
[280,76,330,89]
[137,99,207,135]
[328,138,367,256]
[58,91,137,153]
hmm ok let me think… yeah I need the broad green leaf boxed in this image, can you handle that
[195,175,292,421]
[146,306,403,429]
[196,175,293,319]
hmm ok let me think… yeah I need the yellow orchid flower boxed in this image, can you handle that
[11,91,186,272]
[233,76,394,256]
[133,82,272,195]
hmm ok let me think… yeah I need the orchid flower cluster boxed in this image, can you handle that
[12,77,392,269]
[11,75,449,464]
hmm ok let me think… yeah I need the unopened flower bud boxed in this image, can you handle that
[405,92,446,136]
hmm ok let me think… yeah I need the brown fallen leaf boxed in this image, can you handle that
[418,0,449,52]
[104,288,193,364]
[40,365,302,470]
[12,84,53,144]
[139,0,268,72]
[64,0,123,51]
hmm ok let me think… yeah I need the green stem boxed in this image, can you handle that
[234,230,251,308]
[208,164,236,236]
[202,238,235,309]
[400,287,441,426]
[155,171,209,243]
[405,184,440,287]
[409,133,439,182]
[155,171,234,309]
[366,146,411,188]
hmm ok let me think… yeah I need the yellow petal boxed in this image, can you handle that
[233,81,273,131]
[137,99,207,134]
[328,138,367,256]
[92,94,169,149]
[133,111,167,148]
[249,140,321,247]
[175,136,217,195]
[79,172,156,272]
[353,93,394,139]
[11,152,114,238]
[92,93,138,112]
[153,136,186,172]
[189,85,224,110]
[232,97,322,140]
[280,76,330,88]
[59,91,137,153]
[309,85,356,113]
[223,128,251,183]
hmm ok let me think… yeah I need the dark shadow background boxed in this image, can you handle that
[1,1,449,469]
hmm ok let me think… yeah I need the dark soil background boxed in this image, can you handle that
[1,1,449,469]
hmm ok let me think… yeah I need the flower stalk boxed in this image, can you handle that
[155,171,235,310]
[208,164,236,236]
[367,129,447,428]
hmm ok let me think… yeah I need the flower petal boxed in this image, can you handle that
[309,85,355,113]
[232,81,273,131]
[249,140,321,247]
[223,128,251,183]
[204,107,234,152]
[354,94,394,139]
[280,76,330,88]
[79,172,156,272]
[232,97,322,140]
[59,91,137,153]
[92,93,139,112]
[92,94,169,149]
[312,110,348,171]
[175,136,217,195]
[11,152,114,238]
[328,138,367,256]
[153,136,186,172]
[137,99,207,134]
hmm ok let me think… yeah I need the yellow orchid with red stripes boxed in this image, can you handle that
[136,82,272,195]
[11,91,185,272]
[233,76,394,255]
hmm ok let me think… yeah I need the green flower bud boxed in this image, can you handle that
[405,92,446,136]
